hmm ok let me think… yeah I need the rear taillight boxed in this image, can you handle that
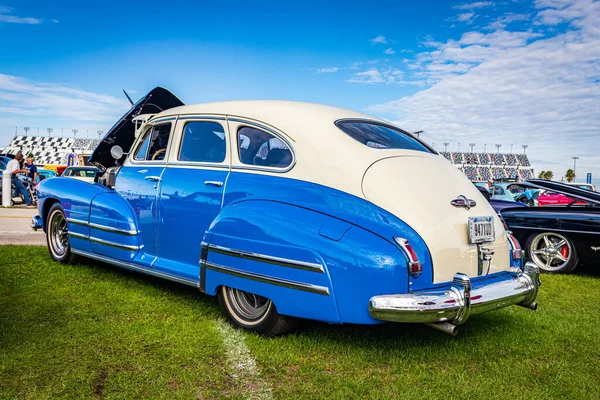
[394,237,423,278]
[506,231,522,260]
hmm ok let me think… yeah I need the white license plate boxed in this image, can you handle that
[468,216,495,244]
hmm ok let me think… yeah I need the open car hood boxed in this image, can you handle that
[89,87,184,170]
[520,179,600,205]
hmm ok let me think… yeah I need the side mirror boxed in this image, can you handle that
[110,145,124,160]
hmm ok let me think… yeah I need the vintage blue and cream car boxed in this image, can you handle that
[32,87,540,336]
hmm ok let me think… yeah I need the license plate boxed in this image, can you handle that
[468,216,495,244]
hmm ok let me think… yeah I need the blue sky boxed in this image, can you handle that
[1,0,599,182]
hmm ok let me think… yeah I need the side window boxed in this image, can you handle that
[179,121,226,163]
[134,123,172,161]
[237,126,292,168]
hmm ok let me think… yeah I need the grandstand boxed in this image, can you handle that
[0,135,100,165]
[440,151,534,182]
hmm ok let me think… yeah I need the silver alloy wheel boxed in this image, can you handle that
[226,288,271,322]
[530,232,572,271]
[49,210,69,257]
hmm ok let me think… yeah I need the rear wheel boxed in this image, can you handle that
[46,203,77,263]
[526,232,578,273]
[218,286,298,336]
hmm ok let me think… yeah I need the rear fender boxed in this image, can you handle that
[203,200,408,324]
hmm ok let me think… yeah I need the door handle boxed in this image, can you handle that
[204,181,223,187]
[145,176,161,182]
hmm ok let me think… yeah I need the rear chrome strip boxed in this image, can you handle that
[89,236,141,251]
[204,261,330,296]
[508,226,600,235]
[66,217,137,236]
[70,249,199,288]
[207,244,324,273]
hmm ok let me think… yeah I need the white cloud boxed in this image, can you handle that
[485,13,530,30]
[347,69,385,84]
[457,12,476,22]
[371,35,387,44]
[383,48,396,55]
[0,73,129,122]
[0,7,42,24]
[454,1,493,10]
[347,67,410,84]
[316,67,338,73]
[368,0,600,179]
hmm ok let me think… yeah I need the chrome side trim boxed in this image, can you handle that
[70,249,199,288]
[66,217,137,236]
[508,226,600,235]
[68,232,89,240]
[207,244,324,273]
[204,261,330,296]
[66,217,87,226]
[167,163,229,170]
[89,236,141,251]
[88,222,138,236]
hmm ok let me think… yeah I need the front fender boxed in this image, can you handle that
[203,199,409,324]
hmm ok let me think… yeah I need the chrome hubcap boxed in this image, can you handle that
[50,212,69,256]
[530,233,571,271]
[227,288,270,321]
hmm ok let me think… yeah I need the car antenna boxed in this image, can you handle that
[122,89,134,106]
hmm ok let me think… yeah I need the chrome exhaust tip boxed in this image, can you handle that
[425,321,458,336]
[519,301,538,311]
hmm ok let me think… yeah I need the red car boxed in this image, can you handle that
[538,191,587,206]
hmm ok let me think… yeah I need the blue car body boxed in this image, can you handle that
[32,87,539,334]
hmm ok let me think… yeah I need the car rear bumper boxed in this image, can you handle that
[368,262,540,325]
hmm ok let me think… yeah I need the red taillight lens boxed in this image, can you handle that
[506,231,522,260]
[395,237,423,278]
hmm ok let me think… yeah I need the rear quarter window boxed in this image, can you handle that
[336,121,433,153]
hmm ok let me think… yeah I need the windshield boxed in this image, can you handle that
[65,168,98,177]
[336,121,433,153]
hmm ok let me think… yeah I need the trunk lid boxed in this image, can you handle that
[89,87,184,171]
[362,153,510,284]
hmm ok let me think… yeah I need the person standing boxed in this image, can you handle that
[6,153,32,206]
[26,157,38,182]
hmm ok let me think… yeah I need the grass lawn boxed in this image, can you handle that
[1,245,599,399]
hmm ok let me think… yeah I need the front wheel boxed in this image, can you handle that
[526,232,578,273]
[46,203,77,263]
[218,286,298,336]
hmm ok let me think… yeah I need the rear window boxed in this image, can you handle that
[336,121,433,153]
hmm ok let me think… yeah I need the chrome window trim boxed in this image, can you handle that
[204,261,330,296]
[166,163,229,170]
[175,119,229,166]
[66,217,137,236]
[129,119,178,166]
[148,116,177,124]
[207,243,324,273]
[334,118,438,154]
[71,249,199,288]
[178,115,226,121]
[89,236,141,251]
[229,117,296,173]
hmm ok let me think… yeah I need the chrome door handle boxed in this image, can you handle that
[204,181,223,187]
[145,176,161,182]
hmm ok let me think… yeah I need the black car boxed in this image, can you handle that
[499,179,600,274]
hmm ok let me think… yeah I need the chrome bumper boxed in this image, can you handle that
[369,262,540,325]
[31,215,43,231]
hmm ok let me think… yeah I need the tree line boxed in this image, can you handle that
[537,169,576,181]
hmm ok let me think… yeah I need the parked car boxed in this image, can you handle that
[32,87,540,336]
[61,166,100,183]
[491,182,540,206]
[537,190,587,206]
[567,183,596,192]
[37,169,59,181]
[500,179,600,274]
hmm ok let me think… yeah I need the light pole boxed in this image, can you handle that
[443,142,449,152]
[61,128,64,137]
[37,127,39,135]
[47,128,53,137]
[572,156,579,181]
[72,129,78,138]
[458,142,461,152]
[484,143,487,153]
[24,127,30,137]
[522,144,528,155]
[469,143,475,153]
[495,144,502,153]
[510,144,513,153]
[97,130,103,140]
[413,130,423,139]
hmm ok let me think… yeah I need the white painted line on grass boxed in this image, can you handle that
[216,320,274,400]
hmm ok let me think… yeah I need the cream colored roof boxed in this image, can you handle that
[152,100,417,199]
